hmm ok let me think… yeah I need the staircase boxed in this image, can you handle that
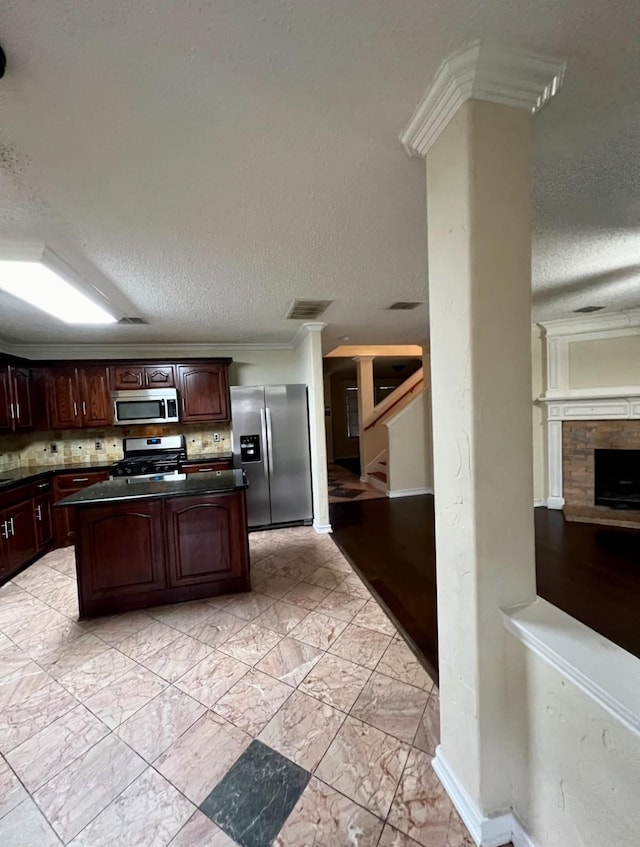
[361,368,432,498]
[366,451,388,492]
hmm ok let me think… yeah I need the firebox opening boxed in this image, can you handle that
[594,448,640,509]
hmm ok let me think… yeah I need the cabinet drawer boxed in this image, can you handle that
[0,483,33,510]
[32,477,52,496]
[54,470,109,493]
[183,460,232,474]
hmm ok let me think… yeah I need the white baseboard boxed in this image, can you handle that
[313,520,332,534]
[432,747,535,847]
[388,486,433,499]
[511,817,537,847]
[546,496,565,510]
[533,499,546,507]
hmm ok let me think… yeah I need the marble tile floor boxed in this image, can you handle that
[0,528,472,847]
[328,462,386,504]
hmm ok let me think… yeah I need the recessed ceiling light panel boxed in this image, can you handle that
[0,244,118,324]
[572,306,605,314]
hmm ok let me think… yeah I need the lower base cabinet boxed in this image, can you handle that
[0,498,37,582]
[52,471,110,547]
[74,490,250,616]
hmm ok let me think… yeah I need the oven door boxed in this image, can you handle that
[112,390,179,425]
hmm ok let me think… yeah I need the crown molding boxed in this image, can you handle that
[0,339,298,361]
[291,321,327,348]
[400,41,566,157]
[538,308,640,338]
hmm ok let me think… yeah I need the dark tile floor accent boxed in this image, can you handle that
[330,497,640,678]
[200,740,311,847]
[331,487,364,499]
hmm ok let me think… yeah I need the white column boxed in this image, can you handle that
[401,43,565,843]
[354,355,375,480]
[293,322,331,533]
[546,417,565,509]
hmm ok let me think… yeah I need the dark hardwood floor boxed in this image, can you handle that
[329,496,640,682]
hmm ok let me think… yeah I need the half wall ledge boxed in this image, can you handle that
[502,597,640,736]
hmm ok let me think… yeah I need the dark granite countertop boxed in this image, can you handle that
[55,468,247,507]
[0,460,113,491]
[180,452,233,465]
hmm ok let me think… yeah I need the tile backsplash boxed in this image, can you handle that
[0,422,232,471]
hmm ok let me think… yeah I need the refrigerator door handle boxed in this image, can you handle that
[259,407,269,469]
[265,407,275,476]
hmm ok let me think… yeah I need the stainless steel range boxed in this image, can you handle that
[110,435,187,481]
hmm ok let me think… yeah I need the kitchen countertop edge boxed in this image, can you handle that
[55,469,248,507]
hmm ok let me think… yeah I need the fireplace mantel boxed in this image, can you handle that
[540,390,640,509]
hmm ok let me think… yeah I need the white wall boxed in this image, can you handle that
[12,342,301,387]
[422,348,434,491]
[508,635,640,847]
[568,335,640,388]
[387,390,431,495]
[226,348,300,387]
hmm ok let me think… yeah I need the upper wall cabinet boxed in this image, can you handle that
[0,366,33,432]
[177,364,230,422]
[48,366,112,429]
[110,365,175,390]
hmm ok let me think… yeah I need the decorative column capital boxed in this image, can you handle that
[400,41,566,158]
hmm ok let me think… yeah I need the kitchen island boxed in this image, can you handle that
[56,470,250,617]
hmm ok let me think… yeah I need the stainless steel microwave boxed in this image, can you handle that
[112,388,180,426]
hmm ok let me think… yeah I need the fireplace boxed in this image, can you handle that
[594,449,640,509]
[561,420,640,527]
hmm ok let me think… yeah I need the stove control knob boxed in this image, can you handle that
[126,468,132,475]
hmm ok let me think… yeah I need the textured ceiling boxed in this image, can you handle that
[0,0,638,351]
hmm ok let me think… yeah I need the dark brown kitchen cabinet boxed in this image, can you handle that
[0,369,9,431]
[177,364,229,422]
[52,470,110,547]
[110,364,175,390]
[165,493,245,588]
[48,366,111,429]
[79,367,112,426]
[48,368,79,428]
[29,368,51,431]
[0,495,37,582]
[75,501,167,610]
[69,488,250,616]
[33,479,53,552]
[0,366,33,432]
[182,459,233,474]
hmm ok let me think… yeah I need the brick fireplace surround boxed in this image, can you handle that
[563,420,640,528]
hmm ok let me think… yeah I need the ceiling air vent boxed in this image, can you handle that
[285,299,333,320]
[572,306,605,314]
[118,316,147,325]
[387,301,423,311]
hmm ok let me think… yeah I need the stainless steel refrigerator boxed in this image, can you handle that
[230,384,313,528]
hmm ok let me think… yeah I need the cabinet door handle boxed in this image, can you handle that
[35,504,42,521]
[73,402,78,417]
[9,403,14,420]
[37,482,49,489]
[181,397,186,413]
[72,477,90,483]
[15,403,20,419]
[82,401,87,417]
[0,521,8,540]
[198,467,214,472]
[9,518,15,536]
